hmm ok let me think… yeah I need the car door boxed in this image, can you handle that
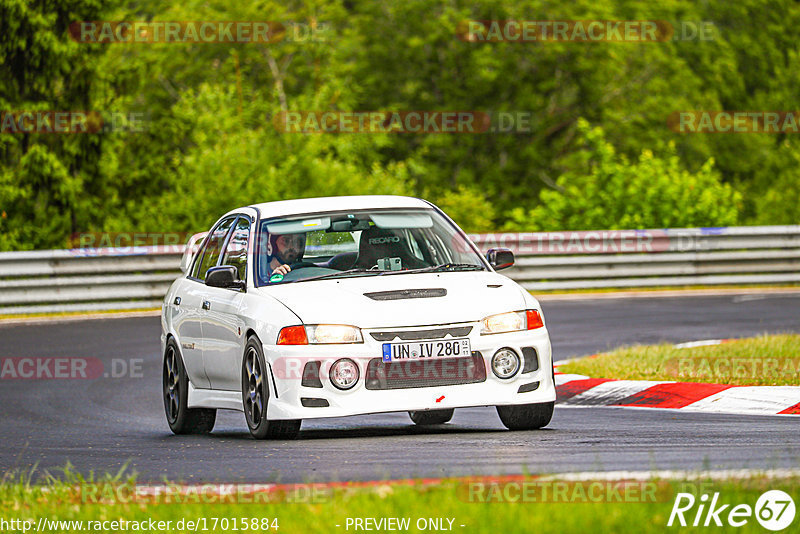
[171,235,217,389]
[201,216,251,391]
[185,216,237,389]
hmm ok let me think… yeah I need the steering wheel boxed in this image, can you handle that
[289,261,318,270]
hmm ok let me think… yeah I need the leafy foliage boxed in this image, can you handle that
[504,120,742,230]
[0,0,798,250]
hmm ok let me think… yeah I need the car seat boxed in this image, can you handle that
[353,227,428,270]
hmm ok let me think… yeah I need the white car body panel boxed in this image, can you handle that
[262,325,554,420]
[201,286,246,390]
[259,272,528,328]
[161,195,555,424]
[168,278,210,388]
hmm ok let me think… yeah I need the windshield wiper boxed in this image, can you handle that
[296,268,386,282]
[399,263,486,274]
[282,263,484,283]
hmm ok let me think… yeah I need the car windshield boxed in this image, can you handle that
[255,208,486,285]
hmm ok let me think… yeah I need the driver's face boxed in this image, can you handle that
[275,234,305,263]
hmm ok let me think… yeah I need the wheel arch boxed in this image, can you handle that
[245,328,259,342]
[163,332,190,372]
[242,329,280,399]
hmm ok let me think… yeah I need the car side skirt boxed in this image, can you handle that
[187,382,244,412]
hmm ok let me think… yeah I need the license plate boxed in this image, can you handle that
[382,338,471,362]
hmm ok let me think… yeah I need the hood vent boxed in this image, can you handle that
[364,288,447,301]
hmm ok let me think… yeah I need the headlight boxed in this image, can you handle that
[306,325,363,344]
[480,310,544,334]
[330,358,359,390]
[277,325,363,345]
[277,325,308,345]
[491,348,520,379]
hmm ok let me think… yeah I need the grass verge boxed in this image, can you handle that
[1,469,799,533]
[558,334,800,386]
[532,283,800,295]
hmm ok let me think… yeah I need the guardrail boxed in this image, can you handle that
[469,226,800,291]
[0,226,798,314]
[0,246,184,314]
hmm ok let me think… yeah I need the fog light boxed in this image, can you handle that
[491,348,520,379]
[330,358,359,390]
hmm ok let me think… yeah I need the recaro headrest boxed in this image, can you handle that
[355,226,425,269]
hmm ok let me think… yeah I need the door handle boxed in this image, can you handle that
[202,300,211,310]
[173,296,181,306]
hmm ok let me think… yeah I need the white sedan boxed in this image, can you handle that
[161,195,555,439]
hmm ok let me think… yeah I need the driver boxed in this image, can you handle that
[267,233,306,278]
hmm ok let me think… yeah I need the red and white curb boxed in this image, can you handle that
[554,340,800,416]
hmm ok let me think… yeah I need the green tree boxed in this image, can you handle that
[0,0,111,249]
[428,185,496,233]
[3,0,800,251]
[503,119,742,231]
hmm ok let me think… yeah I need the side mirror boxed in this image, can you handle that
[486,248,514,270]
[205,265,245,290]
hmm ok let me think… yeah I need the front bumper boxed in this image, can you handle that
[263,323,555,420]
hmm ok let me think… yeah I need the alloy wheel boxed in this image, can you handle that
[244,347,264,424]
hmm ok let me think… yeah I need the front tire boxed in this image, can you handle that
[408,409,454,425]
[163,338,216,434]
[242,336,301,440]
[496,401,554,430]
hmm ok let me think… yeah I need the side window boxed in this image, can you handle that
[221,217,250,281]
[414,228,446,264]
[195,218,235,280]
[189,237,210,279]
[404,229,425,260]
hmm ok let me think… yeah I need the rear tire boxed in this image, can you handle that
[242,336,301,440]
[408,409,454,425]
[163,338,216,434]
[497,401,554,430]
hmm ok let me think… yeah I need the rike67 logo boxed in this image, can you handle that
[668,490,795,530]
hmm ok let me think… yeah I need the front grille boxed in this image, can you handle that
[365,351,486,390]
[370,326,473,342]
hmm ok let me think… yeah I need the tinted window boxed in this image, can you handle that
[255,209,486,285]
[196,218,235,280]
[189,237,209,279]
[221,217,250,281]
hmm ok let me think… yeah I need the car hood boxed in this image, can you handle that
[254,271,528,328]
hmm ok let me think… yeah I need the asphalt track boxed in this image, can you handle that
[1,293,799,483]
